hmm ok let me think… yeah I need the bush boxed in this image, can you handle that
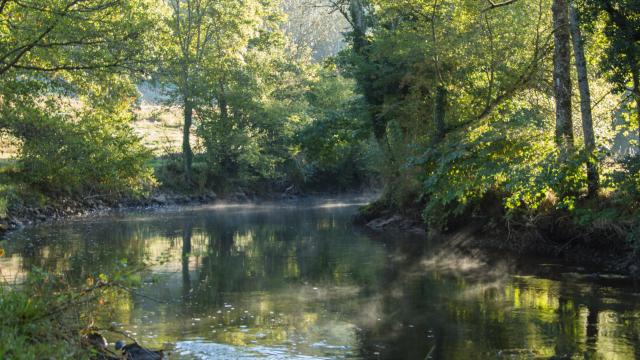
[17,107,154,197]
[415,111,587,230]
[611,155,640,206]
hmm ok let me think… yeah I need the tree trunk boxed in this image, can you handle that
[431,0,445,142]
[434,85,446,141]
[349,0,367,52]
[569,3,599,196]
[631,61,640,153]
[218,81,229,123]
[553,0,574,155]
[182,97,194,182]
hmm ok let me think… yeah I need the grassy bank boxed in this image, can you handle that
[0,271,117,359]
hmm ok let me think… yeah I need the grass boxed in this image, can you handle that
[0,266,144,360]
[0,286,92,359]
[0,133,19,161]
[0,269,99,360]
[133,103,199,156]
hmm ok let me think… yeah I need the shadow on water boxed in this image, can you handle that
[2,198,640,359]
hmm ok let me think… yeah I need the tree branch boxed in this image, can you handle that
[483,0,519,12]
[0,0,84,75]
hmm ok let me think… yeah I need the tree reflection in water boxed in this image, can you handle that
[2,202,640,359]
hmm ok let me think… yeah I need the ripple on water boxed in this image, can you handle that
[174,341,331,360]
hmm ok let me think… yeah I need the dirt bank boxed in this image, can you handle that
[356,201,640,278]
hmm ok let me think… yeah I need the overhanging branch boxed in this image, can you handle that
[483,0,519,12]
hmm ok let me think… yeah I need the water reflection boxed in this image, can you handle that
[2,201,640,359]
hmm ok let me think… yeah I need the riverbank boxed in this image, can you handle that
[356,199,640,278]
[0,188,376,238]
[0,190,219,237]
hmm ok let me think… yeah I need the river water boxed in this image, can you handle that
[1,198,640,359]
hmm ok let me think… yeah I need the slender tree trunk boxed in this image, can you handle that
[434,85,446,140]
[431,0,446,142]
[182,97,194,181]
[553,0,574,155]
[569,3,599,196]
[631,61,640,152]
[218,81,228,123]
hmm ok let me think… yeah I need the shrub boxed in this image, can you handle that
[17,106,154,197]
[416,112,587,230]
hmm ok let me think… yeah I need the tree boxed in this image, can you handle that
[163,0,219,182]
[0,0,161,196]
[430,0,445,141]
[330,0,390,142]
[553,0,574,154]
[569,2,599,196]
[162,0,288,184]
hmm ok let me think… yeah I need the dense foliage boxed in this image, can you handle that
[0,0,161,207]
[331,0,640,244]
[1,0,639,244]
[0,0,374,211]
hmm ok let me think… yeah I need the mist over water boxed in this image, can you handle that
[2,199,640,359]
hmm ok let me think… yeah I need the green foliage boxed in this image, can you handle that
[335,0,559,207]
[0,288,89,359]
[0,0,163,201]
[610,155,640,207]
[6,79,154,196]
[0,0,161,76]
[297,65,378,190]
[579,0,640,94]
[0,259,151,360]
[414,107,577,228]
[19,114,153,196]
[0,268,103,360]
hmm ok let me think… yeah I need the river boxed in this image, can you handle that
[1,197,639,359]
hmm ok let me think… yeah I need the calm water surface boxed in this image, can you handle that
[2,198,640,359]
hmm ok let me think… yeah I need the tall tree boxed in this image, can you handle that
[0,0,161,195]
[569,2,599,196]
[165,0,218,182]
[431,0,446,141]
[553,0,574,154]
